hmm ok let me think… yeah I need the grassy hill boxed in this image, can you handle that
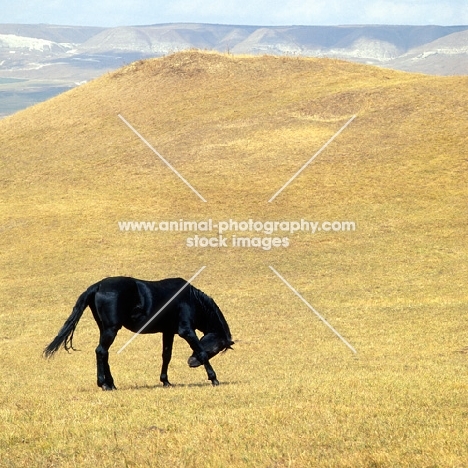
[0,50,467,466]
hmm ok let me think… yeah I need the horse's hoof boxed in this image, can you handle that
[162,381,172,387]
[102,384,116,391]
[211,379,219,386]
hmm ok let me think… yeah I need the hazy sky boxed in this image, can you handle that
[1,0,467,27]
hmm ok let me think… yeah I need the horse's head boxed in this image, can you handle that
[187,333,234,367]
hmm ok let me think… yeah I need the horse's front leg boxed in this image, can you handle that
[160,332,174,387]
[178,324,219,386]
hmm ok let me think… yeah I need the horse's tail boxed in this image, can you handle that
[43,282,100,358]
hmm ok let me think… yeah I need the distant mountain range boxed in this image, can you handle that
[1,23,468,117]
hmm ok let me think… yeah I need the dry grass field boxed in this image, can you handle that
[0,50,467,467]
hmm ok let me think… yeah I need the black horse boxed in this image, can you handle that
[44,277,234,390]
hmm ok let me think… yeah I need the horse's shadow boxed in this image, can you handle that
[120,380,242,391]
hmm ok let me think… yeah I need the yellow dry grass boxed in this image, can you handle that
[0,50,467,467]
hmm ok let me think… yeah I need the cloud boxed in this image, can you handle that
[142,0,468,26]
[363,0,468,25]
[0,0,467,26]
[163,0,356,25]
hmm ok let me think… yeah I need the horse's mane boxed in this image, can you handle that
[190,286,232,344]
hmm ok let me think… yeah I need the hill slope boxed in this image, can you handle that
[2,23,467,69]
[1,23,467,118]
[387,28,468,75]
[0,51,467,466]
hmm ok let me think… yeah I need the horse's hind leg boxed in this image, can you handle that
[96,327,119,391]
[160,332,174,387]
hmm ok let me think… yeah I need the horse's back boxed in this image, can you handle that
[143,277,190,298]
[98,276,139,292]
[95,276,141,305]
[98,276,187,291]
[137,277,193,319]
[91,276,196,331]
